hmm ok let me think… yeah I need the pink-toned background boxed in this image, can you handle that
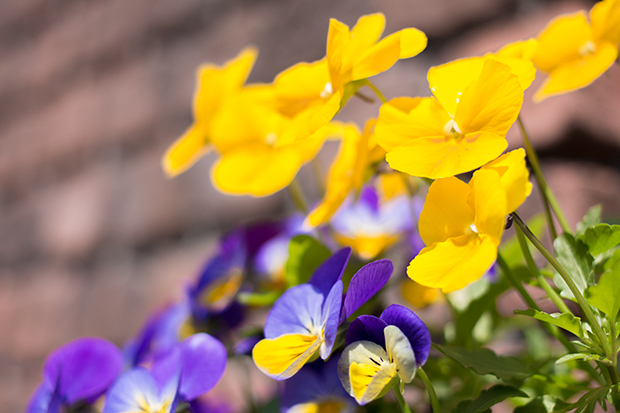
[1,0,619,410]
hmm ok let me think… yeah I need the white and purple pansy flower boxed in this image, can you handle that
[27,337,124,413]
[331,186,414,260]
[281,355,354,413]
[104,333,227,413]
[337,304,430,405]
[252,247,394,380]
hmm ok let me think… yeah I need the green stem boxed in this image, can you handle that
[512,212,612,358]
[514,224,572,314]
[288,178,308,213]
[499,238,603,383]
[418,368,441,413]
[311,157,326,198]
[393,387,412,413]
[364,80,388,103]
[517,116,571,235]
[497,252,539,309]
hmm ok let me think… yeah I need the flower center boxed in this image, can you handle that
[578,40,596,57]
[465,222,479,235]
[264,132,278,146]
[320,82,333,99]
[443,118,463,138]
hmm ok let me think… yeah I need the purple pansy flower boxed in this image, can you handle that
[252,248,394,380]
[332,186,414,260]
[27,337,124,413]
[105,333,227,413]
[337,304,430,405]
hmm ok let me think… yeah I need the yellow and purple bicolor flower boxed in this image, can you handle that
[252,248,394,380]
[104,333,227,413]
[281,356,354,413]
[331,185,414,260]
[27,337,124,413]
[337,305,431,405]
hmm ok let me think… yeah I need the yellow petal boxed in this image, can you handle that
[533,42,618,102]
[496,38,538,61]
[375,97,451,152]
[590,0,620,46]
[401,279,441,308]
[482,148,532,214]
[384,131,507,179]
[306,124,365,227]
[490,54,537,90]
[454,59,523,137]
[209,90,284,152]
[376,173,408,201]
[253,334,322,379]
[418,176,473,246]
[199,270,243,312]
[211,144,306,197]
[273,59,332,117]
[468,169,506,246]
[343,13,386,73]
[532,12,592,74]
[333,233,400,261]
[428,57,484,116]
[351,28,427,81]
[349,362,397,405]
[162,123,211,177]
[407,233,498,293]
[194,47,258,123]
[327,18,351,92]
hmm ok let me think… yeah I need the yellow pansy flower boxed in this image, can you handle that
[407,149,531,292]
[209,87,342,196]
[532,0,620,101]
[162,47,258,177]
[375,57,527,179]
[305,120,385,227]
[326,13,427,94]
[272,14,427,147]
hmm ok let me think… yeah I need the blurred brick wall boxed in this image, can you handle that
[1,0,619,410]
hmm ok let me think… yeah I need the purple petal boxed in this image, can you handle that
[408,231,425,258]
[342,259,393,322]
[103,367,179,413]
[359,186,380,214]
[380,305,431,366]
[308,248,351,297]
[320,281,344,359]
[43,337,123,405]
[177,334,227,400]
[264,284,324,339]
[234,335,262,356]
[189,395,234,413]
[150,347,181,392]
[26,383,58,413]
[345,315,387,347]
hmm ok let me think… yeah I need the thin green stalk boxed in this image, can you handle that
[499,239,603,383]
[364,80,388,103]
[517,116,571,235]
[514,225,572,314]
[393,387,412,413]
[512,213,612,358]
[418,368,441,413]
[497,252,539,309]
[311,157,326,198]
[288,178,308,213]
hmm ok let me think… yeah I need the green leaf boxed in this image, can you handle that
[513,398,549,413]
[567,386,610,413]
[436,345,535,381]
[576,205,601,234]
[585,266,620,320]
[553,233,594,300]
[284,235,331,287]
[514,309,584,337]
[555,352,609,365]
[237,291,281,306]
[578,224,620,256]
[452,385,527,413]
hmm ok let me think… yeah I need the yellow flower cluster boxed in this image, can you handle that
[163,0,619,292]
